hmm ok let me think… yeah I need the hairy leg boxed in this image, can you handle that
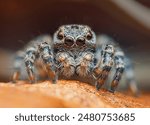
[24,47,37,83]
[38,42,57,83]
[12,51,25,83]
[92,44,115,90]
[110,51,125,93]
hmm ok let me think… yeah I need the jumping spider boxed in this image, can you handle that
[12,24,138,94]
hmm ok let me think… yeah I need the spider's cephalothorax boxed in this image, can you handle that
[53,25,96,78]
[12,24,139,94]
[53,25,96,49]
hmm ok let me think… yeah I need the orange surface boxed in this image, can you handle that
[0,80,150,108]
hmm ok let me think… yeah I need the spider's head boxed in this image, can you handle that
[53,24,96,49]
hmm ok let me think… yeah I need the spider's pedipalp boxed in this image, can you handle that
[56,52,75,77]
[76,51,94,77]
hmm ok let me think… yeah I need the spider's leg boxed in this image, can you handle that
[12,51,24,83]
[93,45,114,90]
[125,58,139,96]
[24,47,37,83]
[38,42,57,83]
[110,51,125,93]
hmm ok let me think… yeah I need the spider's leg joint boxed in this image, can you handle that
[94,44,115,90]
[39,42,58,83]
[24,47,37,83]
[110,51,125,93]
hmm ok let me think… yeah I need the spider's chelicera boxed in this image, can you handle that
[12,24,138,94]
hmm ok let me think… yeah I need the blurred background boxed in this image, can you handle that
[0,0,150,90]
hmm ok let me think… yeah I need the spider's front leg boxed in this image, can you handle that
[93,45,115,90]
[12,51,25,83]
[110,51,125,93]
[24,47,37,83]
[38,42,57,83]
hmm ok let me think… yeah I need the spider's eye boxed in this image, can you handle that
[76,37,85,46]
[86,32,92,40]
[64,37,74,47]
[43,41,48,45]
[57,31,64,40]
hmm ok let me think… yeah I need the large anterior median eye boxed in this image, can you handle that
[76,37,85,46]
[64,37,74,47]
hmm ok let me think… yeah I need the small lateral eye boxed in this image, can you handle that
[76,37,86,46]
[64,37,74,47]
[86,32,92,40]
[57,31,64,40]
[43,41,48,44]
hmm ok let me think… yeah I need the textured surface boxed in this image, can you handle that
[0,80,150,108]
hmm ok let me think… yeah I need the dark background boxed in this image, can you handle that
[0,0,150,89]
